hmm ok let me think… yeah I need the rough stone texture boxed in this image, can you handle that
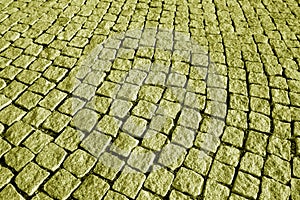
[1,0,300,198]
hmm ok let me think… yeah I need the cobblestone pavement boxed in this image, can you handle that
[0,0,300,199]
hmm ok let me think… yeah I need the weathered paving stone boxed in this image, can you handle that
[0,184,25,200]
[141,129,168,151]
[221,126,244,147]
[203,179,230,200]
[209,160,235,185]
[267,135,291,161]
[97,115,122,137]
[44,169,81,200]
[4,146,34,171]
[245,130,268,157]
[113,166,146,199]
[94,152,125,180]
[0,104,26,126]
[144,165,174,196]
[55,126,84,151]
[15,162,50,196]
[158,143,187,170]
[36,142,67,171]
[4,121,34,146]
[23,130,53,154]
[0,165,14,189]
[127,146,155,173]
[194,131,221,153]
[42,111,71,133]
[149,114,174,135]
[109,99,133,118]
[216,144,241,167]
[80,131,111,157]
[63,149,96,177]
[15,91,43,110]
[138,85,164,103]
[264,154,291,184]
[233,171,260,199]
[171,125,195,148]
[110,131,138,157]
[172,167,204,196]
[72,174,110,200]
[132,100,157,119]
[291,178,300,200]
[259,177,290,200]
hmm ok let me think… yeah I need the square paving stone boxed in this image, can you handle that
[0,105,26,126]
[209,160,235,185]
[57,75,81,93]
[158,143,187,170]
[141,129,168,151]
[163,87,186,103]
[272,103,291,122]
[71,108,99,132]
[216,145,241,167]
[109,99,133,118]
[171,126,195,148]
[38,89,67,111]
[138,85,164,104]
[113,166,146,199]
[15,162,50,196]
[110,132,139,157]
[15,91,43,110]
[132,100,157,119]
[144,71,167,86]
[28,77,56,95]
[144,165,174,196]
[259,177,290,200]
[229,94,249,111]
[149,114,174,135]
[103,190,129,200]
[107,70,128,84]
[97,115,122,137]
[126,69,147,86]
[169,189,192,200]
[184,148,213,176]
[0,165,14,189]
[16,69,41,84]
[0,94,11,110]
[44,169,81,200]
[156,99,181,119]
[245,130,268,157]
[226,109,248,129]
[83,70,106,86]
[264,154,291,184]
[122,115,147,137]
[63,149,97,178]
[271,89,290,105]
[166,72,187,87]
[58,97,85,116]
[0,66,22,80]
[221,126,244,147]
[187,79,206,94]
[53,55,77,69]
[42,111,72,133]
[2,80,28,100]
[4,146,34,171]
[233,171,260,199]
[194,131,221,153]
[36,142,67,171]
[0,184,25,200]
[273,120,291,139]
[4,121,34,146]
[178,107,201,130]
[96,81,121,98]
[172,167,204,197]
[72,174,110,200]
[267,136,291,161]
[86,95,112,114]
[55,126,84,151]
[117,83,140,101]
[73,83,97,101]
[112,58,132,71]
[127,146,155,173]
[203,179,230,200]
[80,131,112,157]
[240,152,264,176]
[184,92,206,110]
[23,130,53,154]
[94,152,125,180]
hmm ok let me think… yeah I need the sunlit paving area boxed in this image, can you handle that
[0,0,300,199]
